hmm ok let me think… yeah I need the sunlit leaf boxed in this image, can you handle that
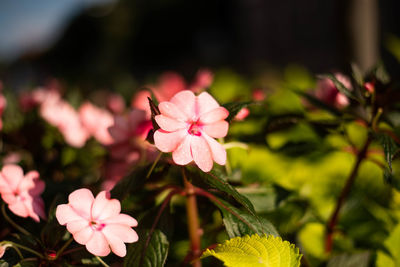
[201,234,302,267]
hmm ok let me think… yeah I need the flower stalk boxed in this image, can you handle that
[182,168,202,267]
[325,136,372,252]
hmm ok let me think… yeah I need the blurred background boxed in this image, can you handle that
[0,0,399,92]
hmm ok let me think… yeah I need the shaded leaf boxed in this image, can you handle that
[319,74,361,103]
[351,63,364,86]
[124,229,169,267]
[148,97,161,131]
[327,251,371,267]
[111,164,151,200]
[201,234,302,267]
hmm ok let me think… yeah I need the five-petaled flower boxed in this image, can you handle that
[0,164,46,222]
[154,90,229,172]
[56,188,138,257]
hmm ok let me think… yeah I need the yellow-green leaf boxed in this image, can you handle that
[201,234,302,267]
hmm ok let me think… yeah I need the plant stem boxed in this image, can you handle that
[146,152,162,179]
[96,256,110,267]
[325,136,372,252]
[0,241,44,259]
[182,168,202,267]
[55,237,73,259]
[1,202,32,236]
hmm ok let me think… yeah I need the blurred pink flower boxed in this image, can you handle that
[2,152,22,165]
[131,69,214,118]
[234,107,250,121]
[0,244,6,258]
[154,90,229,172]
[56,188,138,257]
[0,93,6,130]
[0,165,46,222]
[79,102,114,145]
[315,73,352,109]
[40,97,89,148]
[364,82,375,93]
[252,88,266,101]
[107,93,126,114]
[188,69,214,93]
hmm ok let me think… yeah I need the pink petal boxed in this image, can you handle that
[103,232,126,257]
[31,197,46,221]
[203,134,227,165]
[73,226,94,245]
[68,189,94,220]
[103,214,138,227]
[155,115,187,132]
[154,129,187,152]
[158,102,189,121]
[56,204,84,225]
[196,92,220,116]
[103,224,139,243]
[202,121,229,138]
[8,200,29,218]
[91,191,121,221]
[190,136,213,172]
[172,135,193,165]
[199,107,229,124]
[1,193,16,205]
[66,219,89,234]
[169,90,196,119]
[1,165,24,191]
[85,231,110,256]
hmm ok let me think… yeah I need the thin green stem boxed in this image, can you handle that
[146,152,162,179]
[55,237,73,259]
[0,241,44,259]
[1,202,32,236]
[96,256,110,267]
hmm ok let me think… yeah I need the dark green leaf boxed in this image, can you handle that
[111,164,151,200]
[223,101,253,123]
[124,229,169,267]
[319,74,361,103]
[294,90,341,116]
[148,97,160,131]
[192,168,256,215]
[374,63,390,84]
[377,133,398,172]
[327,251,371,267]
[41,195,67,248]
[351,63,364,86]
[213,198,279,238]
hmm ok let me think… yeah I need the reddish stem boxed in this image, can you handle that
[182,169,202,267]
[325,136,372,252]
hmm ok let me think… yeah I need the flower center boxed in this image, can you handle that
[90,221,106,231]
[188,122,202,136]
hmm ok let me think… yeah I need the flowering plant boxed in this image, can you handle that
[1,63,400,267]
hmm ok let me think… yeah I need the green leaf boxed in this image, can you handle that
[327,251,371,267]
[376,223,400,267]
[223,101,254,123]
[124,229,169,267]
[201,234,302,267]
[217,198,279,238]
[193,168,256,215]
[0,260,9,267]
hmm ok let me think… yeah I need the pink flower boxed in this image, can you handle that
[40,97,89,147]
[0,93,6,130]
[79,102,114,145]
[188,69,214,93]
[234,107,250,121]
[315,73,352,109]
[154,90,229,172]
[0,165,46,222]
[0,244,6,258]
[56,188,138,257]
